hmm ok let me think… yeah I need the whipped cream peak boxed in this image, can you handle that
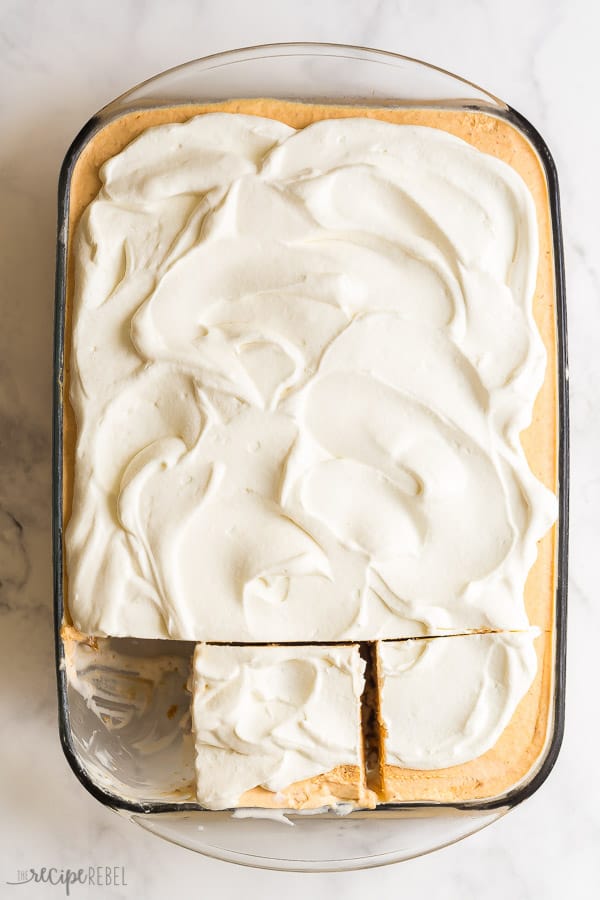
[67,112,556,640]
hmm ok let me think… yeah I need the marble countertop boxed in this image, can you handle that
[1,0,598,897]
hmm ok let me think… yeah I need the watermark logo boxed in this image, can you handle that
[7,867,127,895]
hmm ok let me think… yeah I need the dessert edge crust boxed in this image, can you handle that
[238,765,375,810]
[62,99,558,804]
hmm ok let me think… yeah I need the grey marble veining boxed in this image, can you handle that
[0,0,598,896]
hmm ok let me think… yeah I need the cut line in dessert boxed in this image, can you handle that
[63,628,548,808]
[60,623,551,646]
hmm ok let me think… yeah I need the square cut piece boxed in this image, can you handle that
[190,643,373,810]
[376,632,543,803]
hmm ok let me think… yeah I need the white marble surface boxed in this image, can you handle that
[0,0,598,896]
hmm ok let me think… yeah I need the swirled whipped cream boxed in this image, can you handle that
[191,643,366,809]
[67,113,557,640]
[378,632,538,770]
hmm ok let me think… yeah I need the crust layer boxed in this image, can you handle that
[239,765,376,810]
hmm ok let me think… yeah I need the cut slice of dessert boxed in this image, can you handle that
[374,631,548,803]
[190,643,375,810]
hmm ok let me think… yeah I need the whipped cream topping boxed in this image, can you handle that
[67,112,557,640]
[378,632,538,770]
[190,643,365,809]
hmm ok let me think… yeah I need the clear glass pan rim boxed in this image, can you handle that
[52,42,569,821]
[105,41,508,111]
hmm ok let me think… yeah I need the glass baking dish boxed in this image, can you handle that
[53,43,568,871]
